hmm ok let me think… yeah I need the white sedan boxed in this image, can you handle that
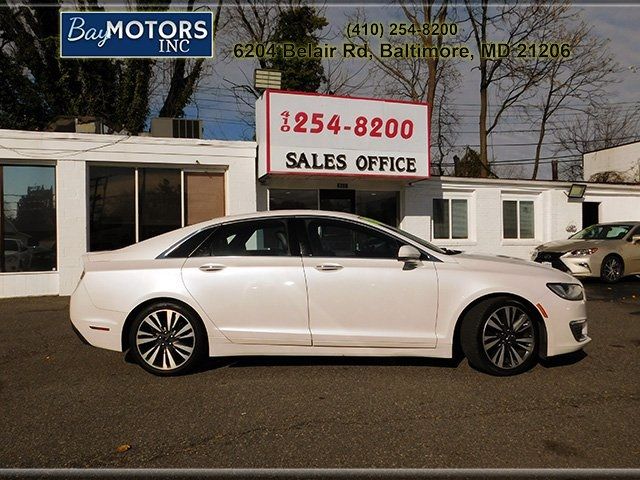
[70,210,590,376]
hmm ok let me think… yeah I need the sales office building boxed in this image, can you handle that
[1,92,640,298]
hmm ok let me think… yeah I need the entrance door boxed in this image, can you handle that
[298,217,438,348]
[320,189,355,214]
[582,202,600,229]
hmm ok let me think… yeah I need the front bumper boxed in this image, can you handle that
[533,251,597,278]
[559,256,597,277]
[541,291,591,357]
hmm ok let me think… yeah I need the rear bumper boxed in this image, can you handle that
[70,321,91,345]
[69,282,126,352]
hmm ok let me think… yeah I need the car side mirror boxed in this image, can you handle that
[398,245,421,262]
[632,235,640,244]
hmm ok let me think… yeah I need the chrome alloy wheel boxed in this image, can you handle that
[135,309,195,371]
[481,306,535,370]
[602,256,623,282]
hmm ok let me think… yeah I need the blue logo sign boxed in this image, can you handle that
[60,12,214,58]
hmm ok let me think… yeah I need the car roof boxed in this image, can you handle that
[193,209,365,228]
[92,210,376,261]
[590,221,640,226]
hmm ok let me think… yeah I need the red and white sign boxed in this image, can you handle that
[256,90,430,179]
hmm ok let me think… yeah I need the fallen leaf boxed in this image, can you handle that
[116,444,131,453]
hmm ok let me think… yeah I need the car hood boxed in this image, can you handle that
[536,238,608,253]
[444,252,577,281]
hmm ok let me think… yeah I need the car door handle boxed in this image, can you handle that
[315,263,343,271]
[199,263,226,272]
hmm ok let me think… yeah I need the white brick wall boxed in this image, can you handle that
[401,177,640,260]
[56,160,88,295]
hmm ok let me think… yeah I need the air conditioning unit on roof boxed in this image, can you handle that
[151,118,203,139]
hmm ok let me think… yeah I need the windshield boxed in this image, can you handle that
[570,224,634,240]
[359,216,448,255]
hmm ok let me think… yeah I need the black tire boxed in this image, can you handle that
[460,297,539,376]
[128,301,207,376]
[600,254,624,284]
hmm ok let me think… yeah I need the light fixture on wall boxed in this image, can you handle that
[567,184,587,199]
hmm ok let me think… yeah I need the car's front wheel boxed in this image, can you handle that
[600,255,624,283]
[128,302,206,376]
[460,297,539,376]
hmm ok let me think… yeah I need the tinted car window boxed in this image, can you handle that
[162,228,214,258]
[305,218,401,259]
[193,219,291,257]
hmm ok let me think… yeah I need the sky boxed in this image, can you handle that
[157,3,640,180]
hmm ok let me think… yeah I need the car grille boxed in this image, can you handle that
[534,252,570,272]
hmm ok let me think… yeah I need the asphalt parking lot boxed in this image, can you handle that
[1,279,639,469]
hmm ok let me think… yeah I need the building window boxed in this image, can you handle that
[89,166,224,251]
[138,168,182,241]
[503,200,535,239]
[89,167,135,251]
[433,199,468,239]
[1,165,56,272]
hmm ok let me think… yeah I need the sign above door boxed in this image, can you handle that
[256,90,430,180]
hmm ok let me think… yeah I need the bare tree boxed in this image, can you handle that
[351,2,460,175]
[526,17,618,178]
[158,0,223,118]
[464,1,570,177]
[556,105,640,180]
[398,1,450,128]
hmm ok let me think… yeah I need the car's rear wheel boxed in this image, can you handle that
[460,297,539,376]
[128,302,206,376]
[600,255,624,283]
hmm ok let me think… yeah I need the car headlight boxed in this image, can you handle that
[569,248,598,256]
[530,248,539,260]
[547,283,584,301]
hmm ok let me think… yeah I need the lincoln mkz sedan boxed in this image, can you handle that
[70,211,590,376]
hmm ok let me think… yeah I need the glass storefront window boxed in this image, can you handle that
[1,165,56,272]
[269,189,318,210]
[138,168,182,241]
[356,191,398,227]
[320,189,355,214]
[269,188,400,227]
[89,166,225,251]
[89,167,135,251]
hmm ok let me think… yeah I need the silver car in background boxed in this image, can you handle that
[532,222,640,283]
